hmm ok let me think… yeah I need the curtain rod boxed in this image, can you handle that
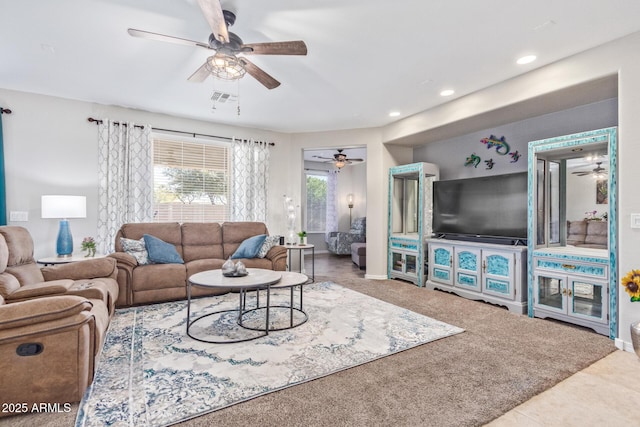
[87,117,275,146]
[1,108,12,114]
[87,117,144,129]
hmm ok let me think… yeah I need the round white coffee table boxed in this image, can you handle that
[187,268,282,344]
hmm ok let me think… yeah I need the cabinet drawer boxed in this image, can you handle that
[533,257,608,280]
[390,239,419,251]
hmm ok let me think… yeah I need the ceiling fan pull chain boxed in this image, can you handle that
[237,79,241,116]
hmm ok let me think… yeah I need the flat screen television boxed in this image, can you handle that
[432,172,528,242]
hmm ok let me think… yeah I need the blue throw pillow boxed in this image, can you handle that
[231,234,268,259]
[143,234,184,264]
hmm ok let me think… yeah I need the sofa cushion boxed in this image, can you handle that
[585,221,608,247]
[231,234,267,259]
[566,220,587,246]
[143,234,184,264]
[257,235,281,258]
[131,264,186,292]
[120,237,150,265]
[181,222,224,263]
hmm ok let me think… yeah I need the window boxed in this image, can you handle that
[305,172,328,232]
[153,137,231,223]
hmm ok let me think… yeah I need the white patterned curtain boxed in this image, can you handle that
[325,170,338,241]
[97,119,153,253]
[231,138,271,221]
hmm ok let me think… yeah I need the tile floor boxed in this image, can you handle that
[309,252,637,427]
[487,350,638,426]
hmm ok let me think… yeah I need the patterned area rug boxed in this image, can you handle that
[75,282,464,427]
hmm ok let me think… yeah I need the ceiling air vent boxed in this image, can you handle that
[211,91,236,104]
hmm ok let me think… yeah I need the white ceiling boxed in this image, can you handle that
[2,0,640,134]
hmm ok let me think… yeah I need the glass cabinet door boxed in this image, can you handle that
[570,280,607,322]
[405,253,417,275]
[536,159,546,246]
[392,178,404,233]
[405,178,419,234]
[535,274,565,313]
[391,252,403,273]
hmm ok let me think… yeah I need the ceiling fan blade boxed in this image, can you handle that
[127,28,210,49]
[572,172,591,176]
[347,158,364,162]
[239,58,280,89]
[197,0,229,43]
[242,41,308,56]
[187,62,210,82]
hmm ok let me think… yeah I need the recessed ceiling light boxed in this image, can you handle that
[440,89,455,97]
[389,111,401,117]
[517,55,537,65]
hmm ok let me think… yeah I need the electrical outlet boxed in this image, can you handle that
[9,211,29,222]
[631,214,640,229]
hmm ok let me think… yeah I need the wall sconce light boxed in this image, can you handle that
[41,195,87,257]
[347,193,354,224]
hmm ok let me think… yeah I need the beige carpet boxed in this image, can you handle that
[1,274,615,427]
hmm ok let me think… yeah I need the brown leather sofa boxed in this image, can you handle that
[109,222,287,307]
[0,226,116,413]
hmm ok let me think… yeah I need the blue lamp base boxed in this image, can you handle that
[56,219,73,257]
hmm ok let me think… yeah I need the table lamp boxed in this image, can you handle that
[41,195,87,257]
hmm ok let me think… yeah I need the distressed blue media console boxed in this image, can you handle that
[425,238,528,314]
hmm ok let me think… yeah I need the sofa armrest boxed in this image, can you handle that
[266,245,288,271]
[0,295,92,331]
[107,253,136,307]
[5,279,75,301]
[41,258,118,281]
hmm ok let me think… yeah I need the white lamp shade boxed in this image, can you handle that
[41,195,87,219]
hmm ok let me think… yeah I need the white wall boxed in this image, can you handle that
[413,99,617,181]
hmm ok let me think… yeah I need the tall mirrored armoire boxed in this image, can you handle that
[387,162,439,286]
[528,127,617,338]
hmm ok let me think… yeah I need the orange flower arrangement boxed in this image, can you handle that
[621,269,640,301]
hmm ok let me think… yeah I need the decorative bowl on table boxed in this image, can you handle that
[221,260,248,277]
[223,270,249,277]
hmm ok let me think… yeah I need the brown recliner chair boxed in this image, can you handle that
[0,293,109,414]
[0,226,119,316]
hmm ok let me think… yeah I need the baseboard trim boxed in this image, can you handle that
[615,338,634,353]
[364,274,388,280]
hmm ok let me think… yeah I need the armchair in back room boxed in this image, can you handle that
[327,217,366,255]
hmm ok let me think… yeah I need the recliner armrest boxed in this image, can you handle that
[5,279,75,301]
[41,258,118,281]
[0,295,92,330]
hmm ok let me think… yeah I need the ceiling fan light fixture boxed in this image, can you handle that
[334,160,346,169]
[205,54,246,81]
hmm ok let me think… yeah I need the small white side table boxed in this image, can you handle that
[285,244,315,282]
[37,254,106,266]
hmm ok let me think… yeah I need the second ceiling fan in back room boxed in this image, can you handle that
[572,161,607,179]
[313,149,364,170]
[127,0,308,89]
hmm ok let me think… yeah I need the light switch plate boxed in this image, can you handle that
[9,211,29,222]
[631,214,640,229]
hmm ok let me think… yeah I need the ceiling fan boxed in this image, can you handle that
[313,149,364,169]
[127,0,307,89]
[572,161,607,177]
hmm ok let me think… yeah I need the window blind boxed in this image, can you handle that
[153,138,231,223]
